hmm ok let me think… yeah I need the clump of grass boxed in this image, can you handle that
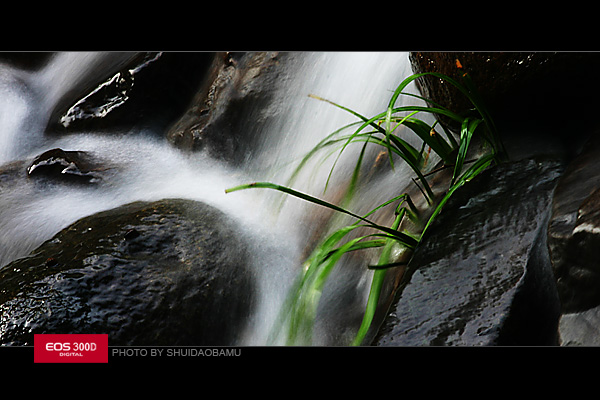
[226,62,506,346]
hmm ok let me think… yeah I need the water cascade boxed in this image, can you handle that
[0,52,428,346]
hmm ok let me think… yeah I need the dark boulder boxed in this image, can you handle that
[26,148,105,185]
[410,52,553,121]
[409,52,600,158]
[548,134,600,313]
[0,198,255,346]
[373,158,564,346]
[166,51,284,163]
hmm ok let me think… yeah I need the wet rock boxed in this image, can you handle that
[166,51,284,163]
[26,148,105,184]
[410,52,600,125]
[410,52,550,122]
[46,52,213,134]
[373,158,564,346]
[559,305,600,345]
[548,135,600,313]
[0,198,255,346]
[57,60,137,129]
[0,149,115,268]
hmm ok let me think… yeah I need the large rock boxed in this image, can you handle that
[409,52,600,156]
[545,134,600,345]
[0,198,255,346]
[548,135,600,313]
[373,158,564,346]
[166,51,284,163]
[26,147,106,185]
[410,52,553,120]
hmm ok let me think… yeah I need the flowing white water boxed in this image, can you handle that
[0,52,425,345]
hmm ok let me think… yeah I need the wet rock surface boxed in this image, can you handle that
[409,52,600,166]
[166,51,285,163]
[544,134,600,345]
[559,305,600,346]
[0,198,255,346]
[373,158,564,346]
[26,148,105,184]
[548,135,600,313]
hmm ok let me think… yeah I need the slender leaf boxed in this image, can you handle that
[352,205,406,346]
[452,118,482,185]
[367,261,409,270]
[401,119,454,163]
[422,153,495,237]
[226,182,419,248]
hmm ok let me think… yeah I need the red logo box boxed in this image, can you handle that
[34,334,108,363]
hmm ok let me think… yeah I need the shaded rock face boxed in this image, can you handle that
[166,51,284,163]
[410,52,600,124]
[26,148,105,185]
[548,135,600,313]
[546,132,600,347]
[559,305,600,346]
[409,52,600,159]
[0,199,255,346]
[373,158,564,346]
[410,53,553,120]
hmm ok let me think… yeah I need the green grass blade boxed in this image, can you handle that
[286,224,390,345]
[339,132,371,208]
[367,261,409,270]
[400,118,454,163]
[452,117,482,185]
[420,71,507,161]
[283,224,359,344]
[352,207,406,346]
[421,153,495,237]
[391,105,464,124]
[436,120,459,149]
[226,182,419,248]
[309,94,386,134]
[308,94,442,203]
[322,111,387,190]
[323,238,387,259]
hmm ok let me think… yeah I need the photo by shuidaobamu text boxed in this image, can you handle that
[111,347,242,357]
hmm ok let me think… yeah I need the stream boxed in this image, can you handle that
[0,51,427,346]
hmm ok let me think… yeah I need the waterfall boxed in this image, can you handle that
[0,51,426,346]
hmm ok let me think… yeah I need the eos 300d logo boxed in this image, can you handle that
[34,334,108,363]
